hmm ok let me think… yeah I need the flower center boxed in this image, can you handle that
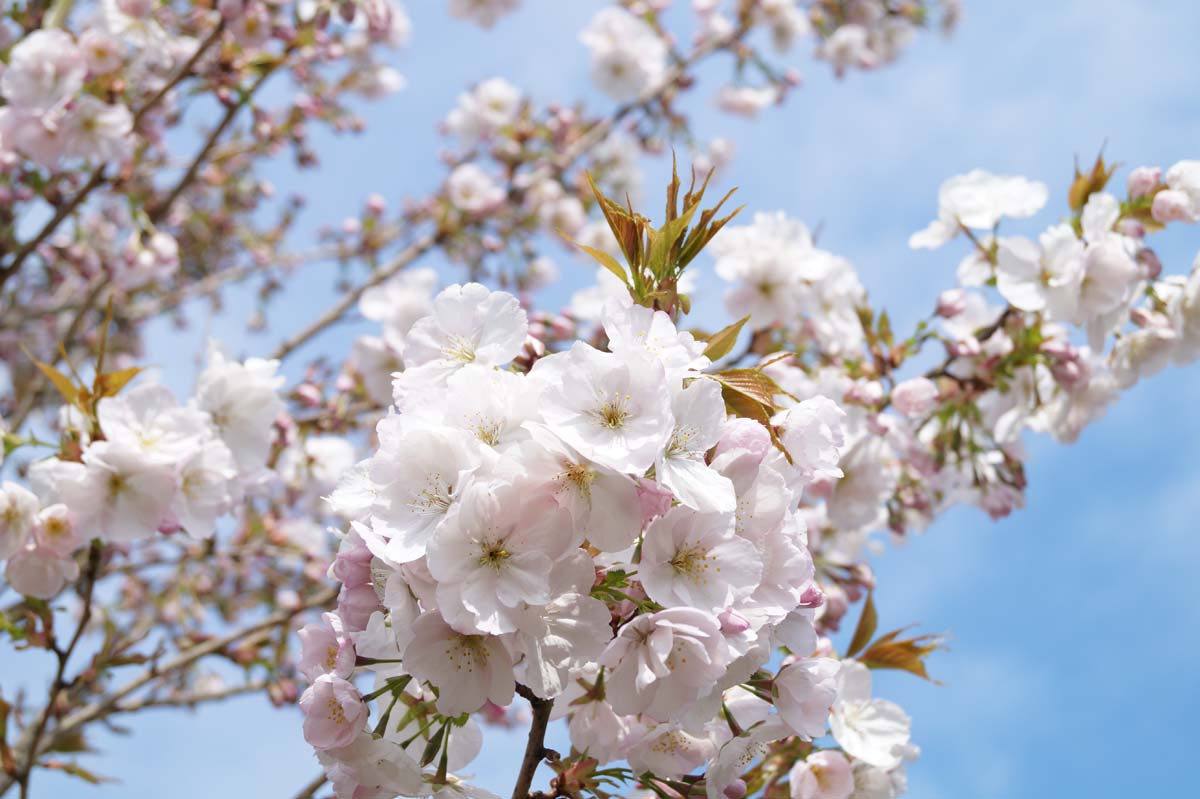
[477,543,512,570]
[592,392,632,430]
[444,335,477,363]
[670,545,715,581]
[409,473,454,515]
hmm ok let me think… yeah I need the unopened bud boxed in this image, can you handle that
[365,193,387,216]
[718,608,752,634]
[936,288,967,318]
[1152,189,1194,223]
[1127,166,1161,199]
[1137,247,1163,280]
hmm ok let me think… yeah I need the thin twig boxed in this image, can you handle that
[147,61,278,224]
[269,232,443,361]
[290,773,329,799]
[110,680,269,714]
[0,585,336,798]
[9,274,107,433]
[14,541,102,799]
[268,26,742,364]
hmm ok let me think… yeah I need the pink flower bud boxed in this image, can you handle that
[798,584,825,609]
[723,780,747,799]
[1117,217,1145,239]
[981,484,1023,520]
[1152,189,1194,223]
[336,583,379,632]
[936,288,967,318]
[299,675,367,750]
[365,193,386,216]
[1137,247,1163,280]
[1127,166,1161,199]
[718,608,752,634]
[635,478,674,525]
[4,548,78,599]
[295,383,323,407]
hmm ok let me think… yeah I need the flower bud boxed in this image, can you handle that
[936,288,967,317]
[1137,247,1163,280]
[718,608,752,634]
[723,780,747,799]
[798,584,825,609]
[1127,166,1161,199]
[1152,189,1194,223]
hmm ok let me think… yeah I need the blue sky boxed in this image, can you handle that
[18,1,1200,796]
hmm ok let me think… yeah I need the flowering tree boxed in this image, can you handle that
[1,2,1198,799]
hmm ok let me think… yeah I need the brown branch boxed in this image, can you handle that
[268,26,743,365]
[14,541,102,799]
[110,679,269,714]
[269,231,444,361]
[290,773,328,799]
[147,61,278,224]
[8,274,107,433]
[0,585,336,798]
[510,686,555,799]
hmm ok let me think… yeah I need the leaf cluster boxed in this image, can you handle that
[570,159,742,319]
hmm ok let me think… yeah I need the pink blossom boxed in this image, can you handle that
[1127,166,1161,199]
[298,612,357,681]
[299,674,368,751]
[890,377,938,417]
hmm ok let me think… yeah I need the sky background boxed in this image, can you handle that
[15,0,1200,797]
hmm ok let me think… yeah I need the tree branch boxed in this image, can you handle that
[267,26,743,365]
[290,773,328,799]
[270,231,444,361]
[14,541,102,799]
[0,585,336,798]
[147,60,279,224]
[510,687,554,799]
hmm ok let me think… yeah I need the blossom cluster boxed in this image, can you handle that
[0,348,284,598]
[7,3,1200,799]
[705,157,1200,592]
[301,278,919,799]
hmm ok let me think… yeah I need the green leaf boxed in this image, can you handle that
[31,359,78,405]
[845,589,877,658]
[646,203,698,278]
[95,367,144,398]
[702,316,750,361]
[559,231,629,287]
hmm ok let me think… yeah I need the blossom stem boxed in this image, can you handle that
[509,687,554,799]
